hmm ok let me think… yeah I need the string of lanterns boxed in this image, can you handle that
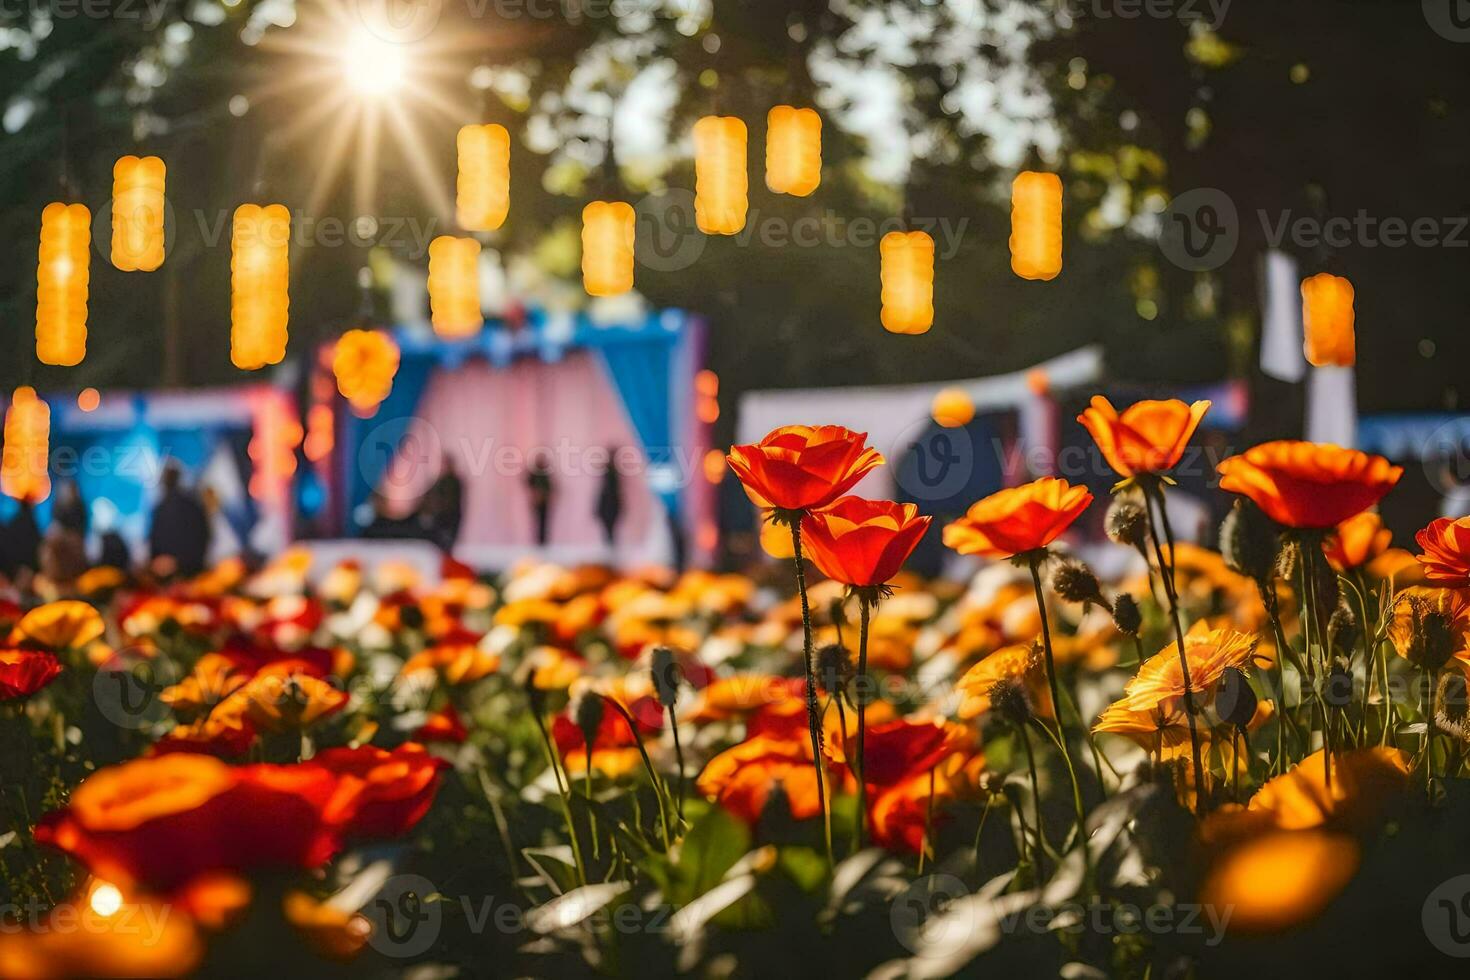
[27,121,1357,392]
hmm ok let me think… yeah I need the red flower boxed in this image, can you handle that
[0,649,62,700]
[829,719,957,787]
[311,743,448,840]
[800,497,931,588]
[942,477,1093,559]
[1216,441,1402,530]
[415,703,469,744]
[726,425,884,513]
[36,754,343,893]
[1415,516,1470,588]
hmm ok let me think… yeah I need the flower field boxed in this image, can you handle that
[4,403,1470,978]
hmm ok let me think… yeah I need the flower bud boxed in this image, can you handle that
[816,643,853,694]
[1111,593,1142,636]
[1274,538,1300,585]
[1328,601,1359,653]
[1105,498,1147,549]
[573,692,605,748]
[1215,666,1257,728]
[650,645,682,708]
[1220,499,1278,583]
[1436,671,1470,741]
[1416,607,1457,674]
[1050,559,1105,606]
[989,677,1034,726]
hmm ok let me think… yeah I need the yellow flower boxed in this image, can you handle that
[12,600,105,650]
[1121,622,1257,715]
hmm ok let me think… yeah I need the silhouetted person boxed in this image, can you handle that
[99,531,132,571]
[51,480,87,536]
[423,458,465,552]
[596,448,623,548]
[527,456,554,547]
[149,463,211,577]
[42,480,88,583]
[0,500,41,579]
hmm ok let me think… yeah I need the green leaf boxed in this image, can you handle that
[670,806,751,905]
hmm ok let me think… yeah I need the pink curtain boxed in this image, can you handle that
[380,352,656,549]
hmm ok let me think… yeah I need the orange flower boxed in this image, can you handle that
[1216,441,1402,530]
[942,477,1093,559]
[11,600,105,650]
[1092,701,1197,760]
[1325,511,1391,572]
[552,693,663,779]
[1199,829,1359,932]
[800,497,931,588]
[415,703,469,743]
[696,735,821,823]
[1246,747,1410,831]
[1121,622,1258,715]
[1415,516,1470,588]
[212,665,348,735]
[869,768,954,854]
[1388,587,1470,666]
[0,883,205,979]
[726,425,883,513]
[283,891,372,962]
[0,649,62,700]
[1076,396,1211,479]
[955,644,1054,721]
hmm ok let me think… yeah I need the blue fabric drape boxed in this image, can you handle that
[595,337,680,518]
[342,352,436,528]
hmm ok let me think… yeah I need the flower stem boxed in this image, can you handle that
[788,518,833,869]
[1140,483,1206,815]
[855,595,872,850]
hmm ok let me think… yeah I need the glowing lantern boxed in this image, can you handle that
[247,392,302,502]
[36,203,91,367]
[702,449,726,484]
[230,204,291,370]
[111,155,166,272]
[765,106,821,197]
[694,115,747,235]
[457,124,510,232]
[304,404,335,463]
[77,388,101,413]
[932,388,975,428]
[1301,273,1355,367]
[581,202,635,297]
[428,236,482,337]
[880,231,934,335]
[332,329,401,415]
[1,388,51,504]
[1010,171,1063,281]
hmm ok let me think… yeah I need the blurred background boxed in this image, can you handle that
[1,0,1466,576]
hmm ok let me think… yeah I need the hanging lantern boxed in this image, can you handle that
[694,115,747,235]
[77,388,101,413]
[111,155,166,272]
[880,231,934,335]
[1010,171,1063,281]
[230,204,291,370]
[332,329,401,416]
[765,106,821,197]
[36,203,91,367]
[428,236,482,337]
[931,388,975,428]
[456,124,510,232]
[1301,273,1356,367]
[1,387,51,504]
[581,201,635,296]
